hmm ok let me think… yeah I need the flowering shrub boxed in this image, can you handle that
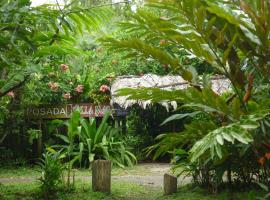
[48,82,59,92]
[99,84,110,93]
[6,91,14,98]
[22,35,177,105]
[60,64,69,72]
[23,61,114,105]
[75,85,84,93]
[63,93,71,99]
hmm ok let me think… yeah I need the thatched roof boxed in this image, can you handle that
[110,74,231,110]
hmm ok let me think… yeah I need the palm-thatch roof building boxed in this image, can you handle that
[110,74,231,110]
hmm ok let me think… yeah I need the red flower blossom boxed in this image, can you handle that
[99,84,110,93]
[265,152,270,160]
[258,157,266,166]
[48,82,59,91]
[7,91,14,98]
[63,93,71,99]
[60,64,69,72]
[75,85,84,93]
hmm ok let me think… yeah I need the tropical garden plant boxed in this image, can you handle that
[103,0,270,189]
[38,150,65,198]
[51,110,136,170]
[0,0,111,98]
[80,111,137,168]
[0,0,112,147]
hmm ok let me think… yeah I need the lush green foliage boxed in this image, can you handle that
[0,0,113,146]
[80,111,137,167]
[146,115,217,160]
[2,0,270,197]
[0,0,110,97]
[51,110,136,168]
[106,0,270,189]
[38,151,64,197]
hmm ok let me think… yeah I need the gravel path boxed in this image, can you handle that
[0,163,192,187]
[0,175,191,187]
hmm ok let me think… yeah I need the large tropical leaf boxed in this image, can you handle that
[190,110,270,163]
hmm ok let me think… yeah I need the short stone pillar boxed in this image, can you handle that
[164,173,177,195]
[92,160,111,193]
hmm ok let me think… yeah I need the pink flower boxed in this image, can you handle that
[63,92,71,99]
[99,85,110,93]
[60,64,69,72]
[75,85,84,93]
[48,82,59,91]
[7,91,14,98]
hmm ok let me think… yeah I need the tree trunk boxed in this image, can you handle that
[92,160,111,193]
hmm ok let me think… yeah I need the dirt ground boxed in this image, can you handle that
[0,163,191,187]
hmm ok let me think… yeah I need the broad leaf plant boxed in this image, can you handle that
[103,0,270,185]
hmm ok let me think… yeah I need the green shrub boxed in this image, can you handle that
[106,0,270,191]
[51,110,137,168]
[38,151,64,198]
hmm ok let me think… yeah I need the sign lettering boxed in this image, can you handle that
[26,104,112,119]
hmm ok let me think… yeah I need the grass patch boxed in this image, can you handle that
[0,166,40,178]
[0,165,263,199]
[157,186,259,200]
[0,181,161,200]
[0,181,261,200]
